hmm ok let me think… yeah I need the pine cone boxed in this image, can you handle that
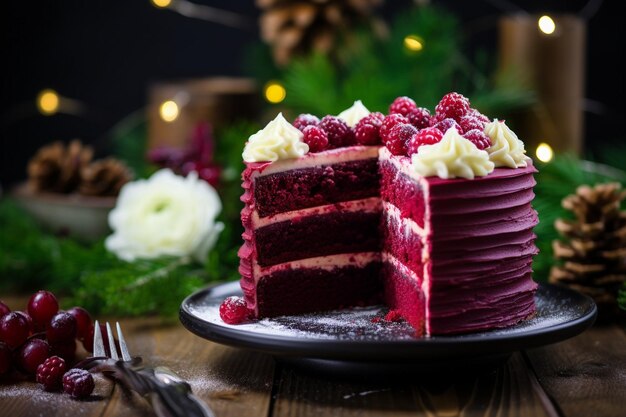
[257,0,382,66]
[28,140,94,193]
[79,159,133,197]
[550,183,626,320]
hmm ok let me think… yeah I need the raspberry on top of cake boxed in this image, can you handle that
[225,93,538,336]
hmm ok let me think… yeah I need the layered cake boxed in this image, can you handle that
[232,93,538,335]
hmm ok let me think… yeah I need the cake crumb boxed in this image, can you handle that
[384,310,403,322]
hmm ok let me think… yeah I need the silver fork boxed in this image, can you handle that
[78,320,214,417]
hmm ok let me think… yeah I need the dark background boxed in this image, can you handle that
[1,0,623,186]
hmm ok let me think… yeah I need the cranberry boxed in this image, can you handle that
[37,356,67,391]
[0,301,10,318]
[63,369,95,399]
[28,291,59,329]
[219,296,250,324]
[15,311,34,334]
[0,312,30,349]
[47,312,77,344]
[0,341,11,375]
[16,338,50,374]
[66,307,92,340]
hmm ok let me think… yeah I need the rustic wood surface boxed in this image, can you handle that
[1,296,624,417]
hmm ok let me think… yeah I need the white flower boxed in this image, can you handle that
[105,169,224,262]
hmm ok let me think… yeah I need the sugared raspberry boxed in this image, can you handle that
[384,310,403,322]
[407,127,444,155]
[354,112,384,145]
[293,114,320,131]
[470,109,490,123]
[318,115,355,148]
[435,92,471,121]
[63,369,94,399]
[379,114,409,142]
[459,115,485,133]
[37,356,67,391]
[219,296,249,325]
[302,126,329,152]
[434,118,462,135]
[407,107,431,129]
[389,96,417,116]
[463,129,492,150]
[385,123,417,156]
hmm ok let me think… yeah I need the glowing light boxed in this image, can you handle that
[536,142,554,162]
[37,89,60,115]
[151,0,172,8]
[159,100,179,122]
[403,35,424,52]
[538,15,556,35]
[264,81,286,104]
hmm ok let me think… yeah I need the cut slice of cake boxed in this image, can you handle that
[229,94,539,336]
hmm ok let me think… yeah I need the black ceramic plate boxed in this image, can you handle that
[180,282,596,370]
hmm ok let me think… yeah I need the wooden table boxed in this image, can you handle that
[1,296,625,417]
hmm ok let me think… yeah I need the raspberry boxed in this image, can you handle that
[459,115,486,133]
[407,127,444,155]
[435,92,471,121]
[407,107,431,129]
[302,126,329,152]
[219,296,249,325]
[379,114,409,142]
[63,369,95,399]
[434,118,462,135]
[389,96,417,116]
[354,112,384,145]
[463,129,492,150]
[293,114,320,131]
[384,310,402,322]
[385,123,417,156]
[37,356,67,391]
[470,109,490,123]
[318,115,355,148]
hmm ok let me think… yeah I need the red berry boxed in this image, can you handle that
[384,310,403,322]
[16,338,50,374]
[219,296,249,325]
[36,355,67,391]
[407,127,444,155]
[0,301,10,318]
[302,125,329,152]
[51,340,76,362]
[63,369,95,399]
[470,109,490,123]
[66,307,92,340]
[354,112,384,145]
[459,115,485,133]
[28,291,59,329]
[463,129,492,150]
[47,312,77,344]
[0,312,30,349]
[407,107,431,129]
[435,92,471,121]
[0,342,11,375]
[15,311,34,334]
[318,115,355,148]
[379,114,409,142]
[434,118,462,135]
[389,96,417,116]
[385,123,417,156]
[81,323,110,353]
[293,114,320,131]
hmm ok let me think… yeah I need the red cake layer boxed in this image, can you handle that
[379,161,426,228]
[255,211,381,267]
[382,261,426,333]
[252,158,379,218]
[255,262,383,317]
[381,210,424,276]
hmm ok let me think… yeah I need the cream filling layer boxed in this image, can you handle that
[253,146,380,177]
[382,201,426,236]
[252,197,381,228]
[253,252,381,283]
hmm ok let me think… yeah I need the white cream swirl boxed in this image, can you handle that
[337,100,370,127]
[242,113,309,163]
[484,119,529,168]
[410,128,495,180]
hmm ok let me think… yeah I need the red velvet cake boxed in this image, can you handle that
[234,94,539,335]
